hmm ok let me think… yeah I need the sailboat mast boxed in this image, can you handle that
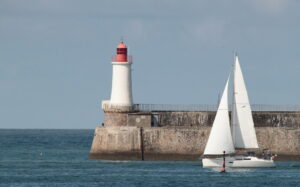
[231,52,236,145]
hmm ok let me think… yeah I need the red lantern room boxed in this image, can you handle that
[116,41,127,62]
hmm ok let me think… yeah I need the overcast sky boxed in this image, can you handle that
[1,0,300,129]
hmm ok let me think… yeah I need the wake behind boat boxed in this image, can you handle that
[202,55,276,168]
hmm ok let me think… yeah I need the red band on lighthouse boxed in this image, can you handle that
[116,41,127,62]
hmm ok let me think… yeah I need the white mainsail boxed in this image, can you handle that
[231,56,259,149]
[204,77,235,155]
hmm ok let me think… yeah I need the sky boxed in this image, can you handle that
[1,0,300,129]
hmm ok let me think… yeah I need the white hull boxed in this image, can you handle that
[202,156,275,168]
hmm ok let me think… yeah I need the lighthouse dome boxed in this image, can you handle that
[117,42,127,49]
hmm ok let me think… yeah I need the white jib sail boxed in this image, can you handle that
[204,77,235,155]
[232,56,259,149]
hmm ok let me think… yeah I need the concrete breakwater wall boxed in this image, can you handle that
[104,111,300,128]
[90,126,300,161]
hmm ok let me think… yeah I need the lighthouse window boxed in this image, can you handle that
[117,48,127,54]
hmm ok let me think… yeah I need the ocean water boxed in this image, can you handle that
[0,129,299,187]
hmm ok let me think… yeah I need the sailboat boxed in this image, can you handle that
[202,55,276,168]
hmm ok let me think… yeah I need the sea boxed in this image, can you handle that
[0,129,299,187]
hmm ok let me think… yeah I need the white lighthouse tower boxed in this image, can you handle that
[104,41,133,111]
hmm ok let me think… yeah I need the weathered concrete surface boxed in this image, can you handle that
[90,126,140,152]
[90,126,300,161]
[256,127,300,155]
[127,113,152,127]
[157,112,215,127]
[142,127,210,154]
[104,111,300,128]
[253,112,300,127]
[104,112,128,126]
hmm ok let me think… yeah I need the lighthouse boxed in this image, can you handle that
[108,41,133,110]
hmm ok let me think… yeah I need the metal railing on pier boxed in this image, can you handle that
[133,104,218,111]
[102,103,300,112]
[251,104,300,111]
[132,104,300,112]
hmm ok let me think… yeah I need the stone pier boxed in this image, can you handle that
[90,109,300,161]
[90,126,300,161]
